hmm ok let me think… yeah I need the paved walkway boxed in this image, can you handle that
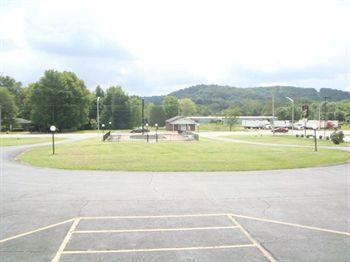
[0,134,349,261]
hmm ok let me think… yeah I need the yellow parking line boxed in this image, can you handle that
[73,226,238,234]
[62,244,255,254]
[0,218,75,244]
[52,218,81,262]
[227,215,276,262]
[231,213,350,236]
[81,213,228,220]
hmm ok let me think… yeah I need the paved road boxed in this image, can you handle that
[0,137,349,261]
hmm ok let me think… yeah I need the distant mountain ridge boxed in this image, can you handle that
[145,85,350,105]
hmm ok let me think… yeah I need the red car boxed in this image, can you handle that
[272,127,289,133]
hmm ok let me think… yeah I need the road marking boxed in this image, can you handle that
[81,213,228,220]
[0,218,75,244]
[52,218,81,262]
[62,244,255,254]
[231,213,350,236]
[227,215,277,262]
[73,226,238,234]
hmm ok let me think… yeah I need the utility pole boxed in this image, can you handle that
[286,97,294,135]
[0,105,2,133]
[97,97,100,138]
[272,94,275,136]
[141,98,145,134]
[323,96,329,138]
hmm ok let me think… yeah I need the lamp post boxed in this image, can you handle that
[50,125,56,155]
[145,123,149,142]
[323,96,329,138]
[286,97,294,135]
[155,123,158,142]
[312,124,318,152]
[97,97,100,138]
[101,124,105,141]
[197,123,200,141]
[109,121,112,131]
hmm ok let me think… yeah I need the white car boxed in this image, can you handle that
[293,123,304,130]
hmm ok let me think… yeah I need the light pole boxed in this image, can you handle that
[97,97,100,138]
[155,123,158,142]
[286,97,294,135]
[323,96,329,138]
[145,123,149,142]
[101,123,105,141]
[109,121,112,131]
[50,125,56,155]
[312,124,318,152]
[272,94,275,136]
[197,123,200,141]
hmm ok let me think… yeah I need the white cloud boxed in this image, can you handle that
[0,0,349,94]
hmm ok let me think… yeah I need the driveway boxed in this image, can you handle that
[0,136,349,261]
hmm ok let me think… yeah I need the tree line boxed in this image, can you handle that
[0,70,196,131]
[1,70,349,132]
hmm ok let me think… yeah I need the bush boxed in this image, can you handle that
[319,135,323,140]
[306,135,310,139]
[301,134,304,138]
[296,134,299,138]
[330,131,344,144]
[326,136,330,140]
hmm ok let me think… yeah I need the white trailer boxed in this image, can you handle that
[242,120,271,129]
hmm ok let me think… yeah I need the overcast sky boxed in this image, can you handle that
[1,0,349,95]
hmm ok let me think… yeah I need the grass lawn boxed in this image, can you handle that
[18,138,350,171]
[0,137,65,146]
[224,134,350,147]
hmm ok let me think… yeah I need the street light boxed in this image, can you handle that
[109,121,112,131]
[196,123,200,141]
[145,123,149,142]
[155,123,158,142]
[97,97,100,138]
[286,97,294,135]
[50,125,56,155]
[312,123,318,152]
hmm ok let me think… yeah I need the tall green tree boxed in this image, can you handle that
[149,105,166,126]
[224,106,241,131]
[129,96,142,128]
[179,98,197,116]
[0,76,24,116]
[29,70,90,131]
[0,87,18,130]
[162,96,179,119]
[102,86,131,129]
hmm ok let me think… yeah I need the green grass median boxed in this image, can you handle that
[0,137,65,146]
[224,134,350,147]
[18,138,350,172]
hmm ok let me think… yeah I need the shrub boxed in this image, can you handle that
[306,135,310,139]
[326,136,330,140]
[330,131,344,144]
[319,135,323,139]
[301,134,304,138]
[296,134,299,138]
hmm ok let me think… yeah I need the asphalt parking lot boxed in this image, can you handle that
[0,135,349,261]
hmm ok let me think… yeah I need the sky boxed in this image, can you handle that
[0,0,349,95]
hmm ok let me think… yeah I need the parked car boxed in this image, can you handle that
[130,127,150,133]
[272,127,289,133]
[293,123,304,130]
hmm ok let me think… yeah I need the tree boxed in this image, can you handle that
[129,96,142,128]
[0,76,24,116]
[102,86,131,129]
[149,105,166,126]
[29,70,90,131]
[0,87,18,130]
[179,98,197,116]
[162,96,179,119]
[224,106,240,131]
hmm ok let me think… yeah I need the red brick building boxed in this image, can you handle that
[165,116,197,132]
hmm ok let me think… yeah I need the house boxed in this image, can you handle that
[165,116,198,132]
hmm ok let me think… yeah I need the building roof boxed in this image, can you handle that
[16,118,31,124]
[166,116,197,125]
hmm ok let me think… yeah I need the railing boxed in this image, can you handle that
[103,131,111,141]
